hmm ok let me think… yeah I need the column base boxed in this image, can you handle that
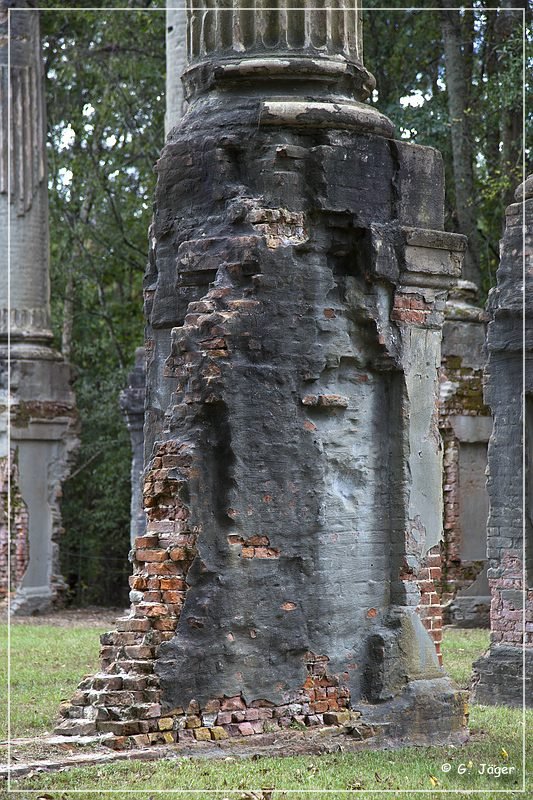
[55,674,467,751]
[10,585,54,616]
[354,677,468,746]
[471,646,533,708]
[443,595,491,628]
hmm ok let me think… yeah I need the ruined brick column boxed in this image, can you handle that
[58,1,467,747]
[472,175,533,707]
[439,282,491,628]
[0,2,78,613]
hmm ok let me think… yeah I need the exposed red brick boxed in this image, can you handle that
[281,601,297,611]
[136,549,168,563]
[221,696,246,711]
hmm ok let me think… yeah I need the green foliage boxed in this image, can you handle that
[60,377,132,607]
[39,3,165,606]
[364,3,531,297]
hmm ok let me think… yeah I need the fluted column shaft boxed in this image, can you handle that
[182,0,374,103]
[0,2,52,343]
[188,0,363,64]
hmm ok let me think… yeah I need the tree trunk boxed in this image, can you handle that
[495,2,525,211]
[441,6,481,287]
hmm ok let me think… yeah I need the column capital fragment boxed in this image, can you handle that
[182,1,379,112]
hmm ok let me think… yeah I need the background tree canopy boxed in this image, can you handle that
[38,1,531,606]
[40,1,166,606]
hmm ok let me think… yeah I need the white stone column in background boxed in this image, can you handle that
[165,0,187,134]
[0,1,78,613]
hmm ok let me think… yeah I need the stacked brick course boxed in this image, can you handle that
[391,291,439,326]
[415,546,443,665]
[441,433,460,595]
[59,641,357,748]
[488,554,532,648]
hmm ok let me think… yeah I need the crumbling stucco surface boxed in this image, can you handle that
[146,128,458,713]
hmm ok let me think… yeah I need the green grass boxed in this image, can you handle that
[4,706,531,799]
[441,627,490,687]
[1,624,531,799]
[0,623,107,738]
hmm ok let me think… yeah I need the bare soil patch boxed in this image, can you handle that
[0,604,124,628]
[0,726,399,781]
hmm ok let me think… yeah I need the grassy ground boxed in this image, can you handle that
[0,622,108,738]
[440,627,490,688]
[1,622,531,799]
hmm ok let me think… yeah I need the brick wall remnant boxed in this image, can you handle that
[471,175,533,707]
[0,450,29,598]
[439,281,492,628]
[415,545,444,665]
[57,0,468,748]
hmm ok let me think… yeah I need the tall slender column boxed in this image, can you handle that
[165,0,188,133]
[59,1,467,747]
[0,2,78,613]
[0,2,51,343]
